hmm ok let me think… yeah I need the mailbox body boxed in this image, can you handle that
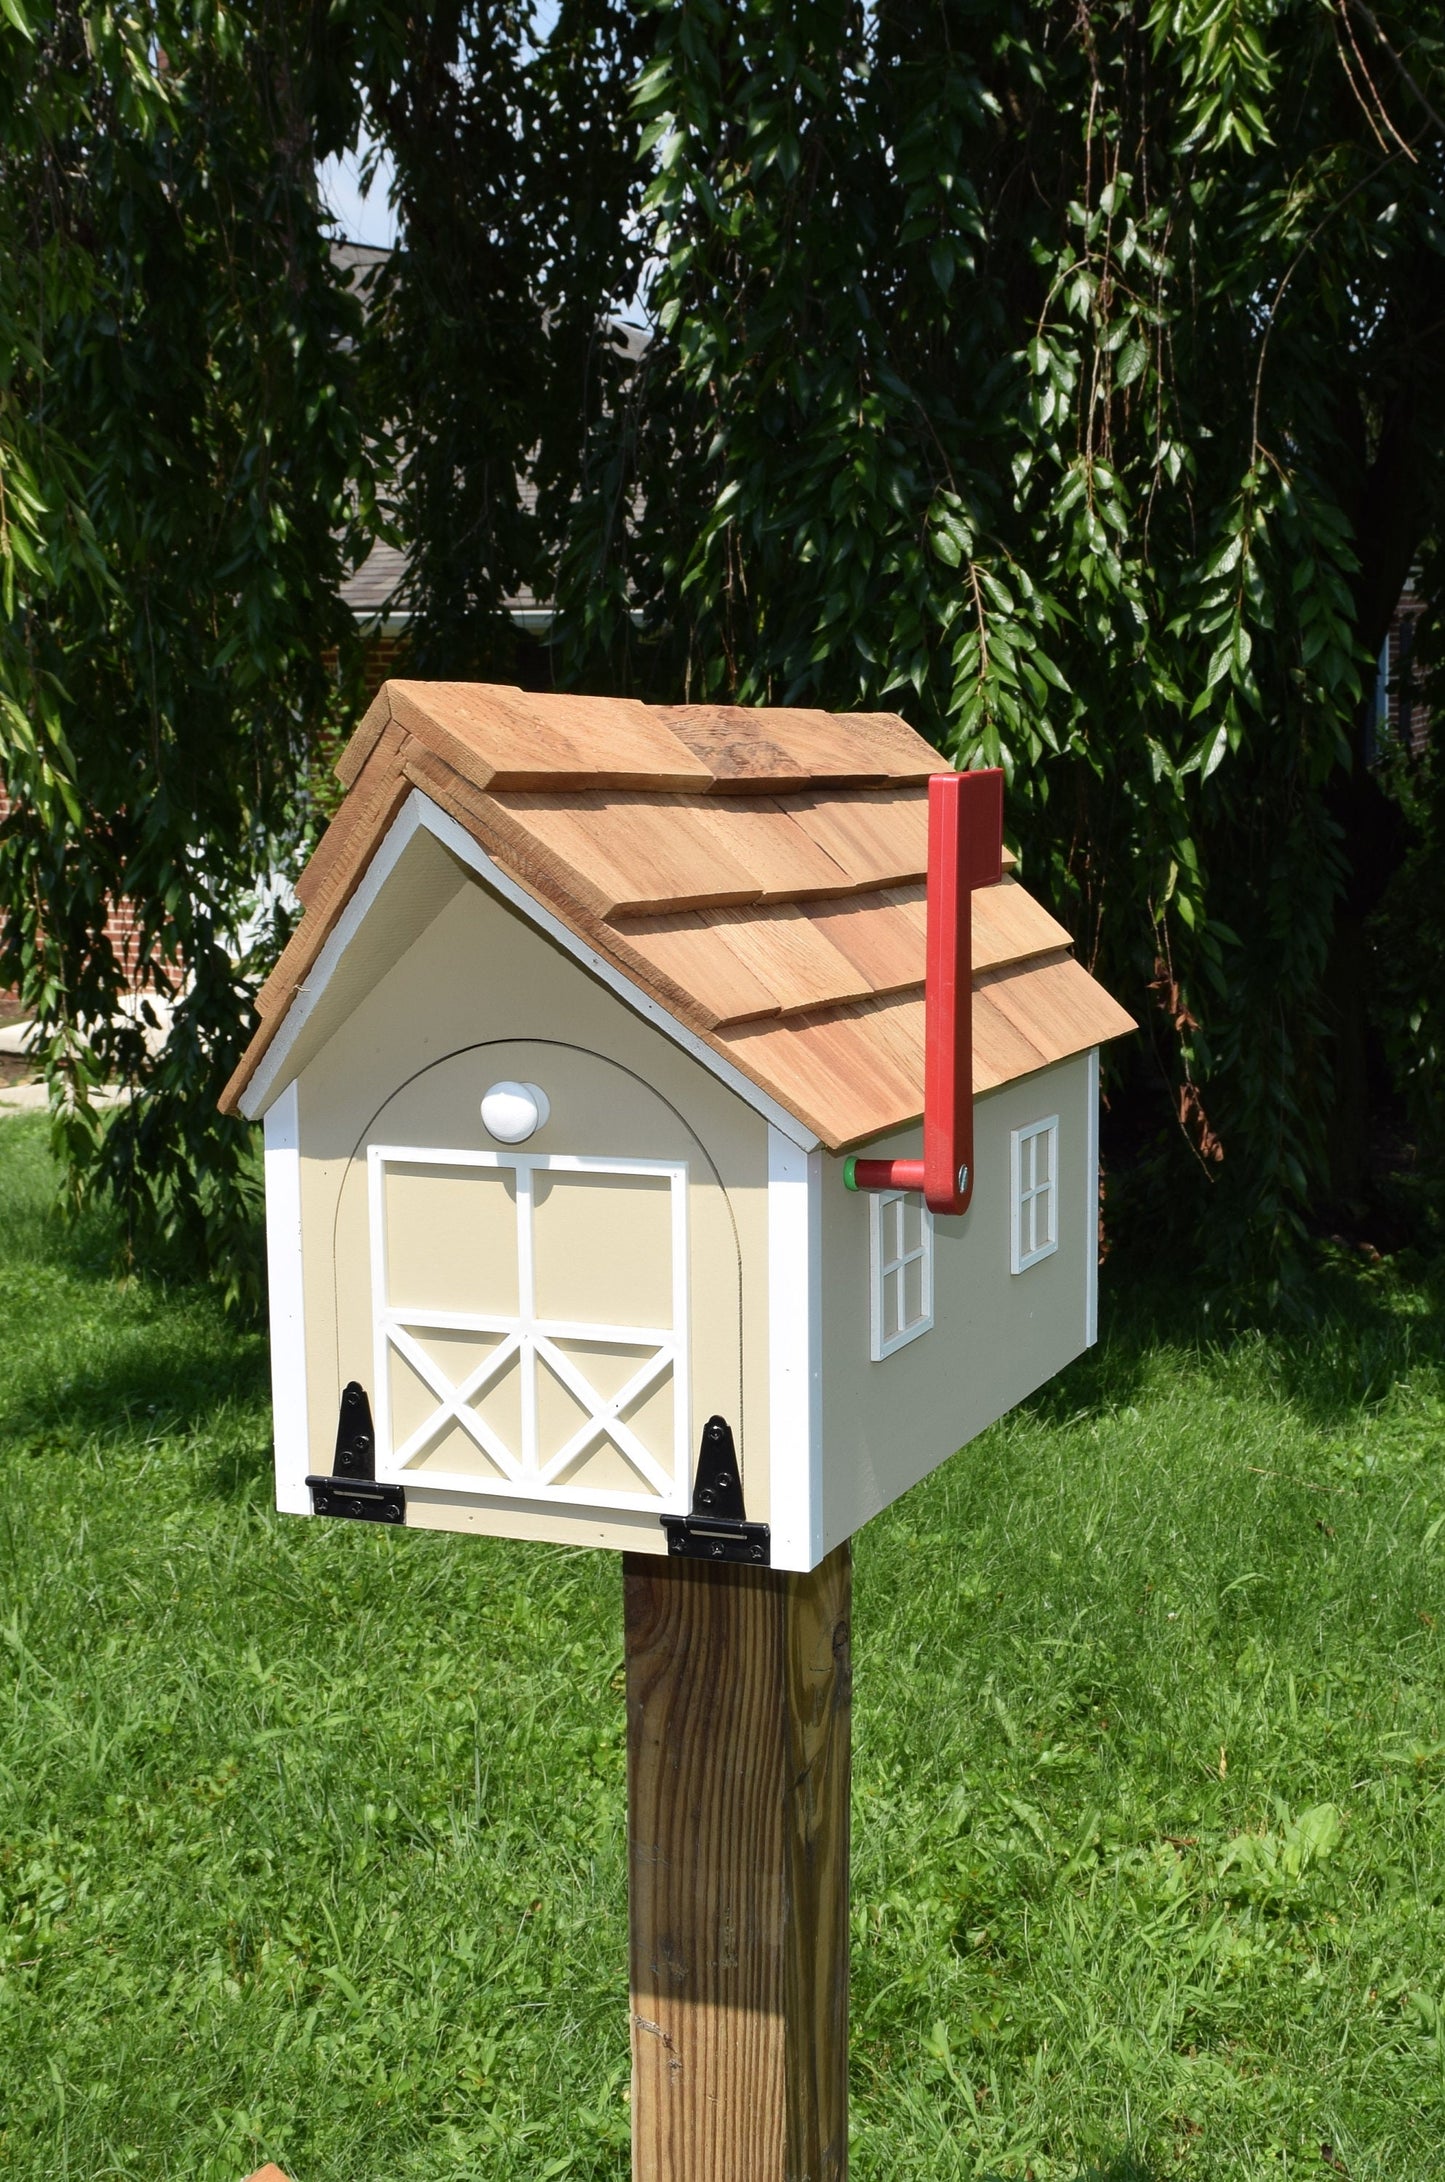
[255,796,1099,1572]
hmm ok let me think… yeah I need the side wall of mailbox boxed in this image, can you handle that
[811,1049,1096,1557]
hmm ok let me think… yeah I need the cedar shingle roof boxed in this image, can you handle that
[221,682,1134,1144]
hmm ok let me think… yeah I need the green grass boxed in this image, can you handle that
[2,1115,1445,2180]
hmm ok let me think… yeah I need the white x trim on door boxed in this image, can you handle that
[367,1147,690,1512]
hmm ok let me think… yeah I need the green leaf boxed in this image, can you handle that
[1205,640,1234,690]
[1115,337,1148,388]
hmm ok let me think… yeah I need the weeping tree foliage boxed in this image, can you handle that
[543,0,1445,1272]
[361,0,651,680]
[372,0,1445,1274]
[0,0,389,1296]
[0,0,644,1295]
[5,0,1445,1287]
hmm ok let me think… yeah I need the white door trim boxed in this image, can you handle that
[766,1126,823,1569]
[367,1144,691,1513]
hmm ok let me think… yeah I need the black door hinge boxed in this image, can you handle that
[661,1415,770,1565]
[306,1382,406,1525]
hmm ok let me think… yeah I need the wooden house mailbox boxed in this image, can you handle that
[223,682,1133,1572]
[224,682,1134,2182]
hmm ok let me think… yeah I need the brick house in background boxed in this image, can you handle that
[339,538,412,700]
[0,779,151,983]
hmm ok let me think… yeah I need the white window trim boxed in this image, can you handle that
[1011,1115,1060,1273]
[868,1188,935,1361]
[367,1144,690,1513]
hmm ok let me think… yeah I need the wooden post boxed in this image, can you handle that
[623,1543,852,2182]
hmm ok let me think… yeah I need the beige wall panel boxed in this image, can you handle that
[411,1413,511,1482]
[295,859,772,1553]
[382,1162,520,1316]
[531,1168,674,1328]
[403,1488,672,1554]
[264,826,471,1096]
[817,1052,1093,1553]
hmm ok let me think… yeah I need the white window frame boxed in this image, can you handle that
[367,1145,690,1513]
[1011,1115,1059,1273]
[868,1188,934,1361]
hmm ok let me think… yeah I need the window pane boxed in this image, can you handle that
[904,1250,927,1328]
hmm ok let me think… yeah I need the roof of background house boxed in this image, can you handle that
[331,241,391,283]
[340,490,546,624]
[334,303,647,631]
[221,683,1133,1140]
[340,539,411,617]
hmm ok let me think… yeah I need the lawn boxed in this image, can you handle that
[1,1114,1444,2181]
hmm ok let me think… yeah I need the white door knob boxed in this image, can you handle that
[480,1080,550,1144]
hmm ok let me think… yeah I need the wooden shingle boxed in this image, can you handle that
[795,893,926,998]
[979,953,1135,1064]
[786,790,928,890]
[731,707,937,784]
[701,903,878,1017]
[486,793,765,917]
[972,879,1074,972]
[606,912,782,1031]
[717,998,925,1148]
[679,797,858,900]
[382,681,714,792]
[222,682,1135,1135]
[652,707,814,790]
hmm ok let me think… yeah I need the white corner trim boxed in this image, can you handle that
[263,1081,312,1515]
[1085,1047,1100,1346]
[241,790,819,1153]
[767,1126,823,1570]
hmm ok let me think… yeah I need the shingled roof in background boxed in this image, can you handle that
[221,683,1133,1144]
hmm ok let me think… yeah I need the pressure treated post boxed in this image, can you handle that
[623,1544,852,2182]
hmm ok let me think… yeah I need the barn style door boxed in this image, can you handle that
[368,1145,691,1514]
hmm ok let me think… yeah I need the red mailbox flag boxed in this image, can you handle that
[846,767,1004,1215]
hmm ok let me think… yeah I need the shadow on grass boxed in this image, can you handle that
[0,1124,273,1508]
[4,1317,267,1432]
[0,1110,269,1314]
[204,1417,276,1501]
[980,2164,1163,2182]
[1017,1240,1445,1438]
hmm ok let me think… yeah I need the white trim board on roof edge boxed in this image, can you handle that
[238,789,821,1151]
